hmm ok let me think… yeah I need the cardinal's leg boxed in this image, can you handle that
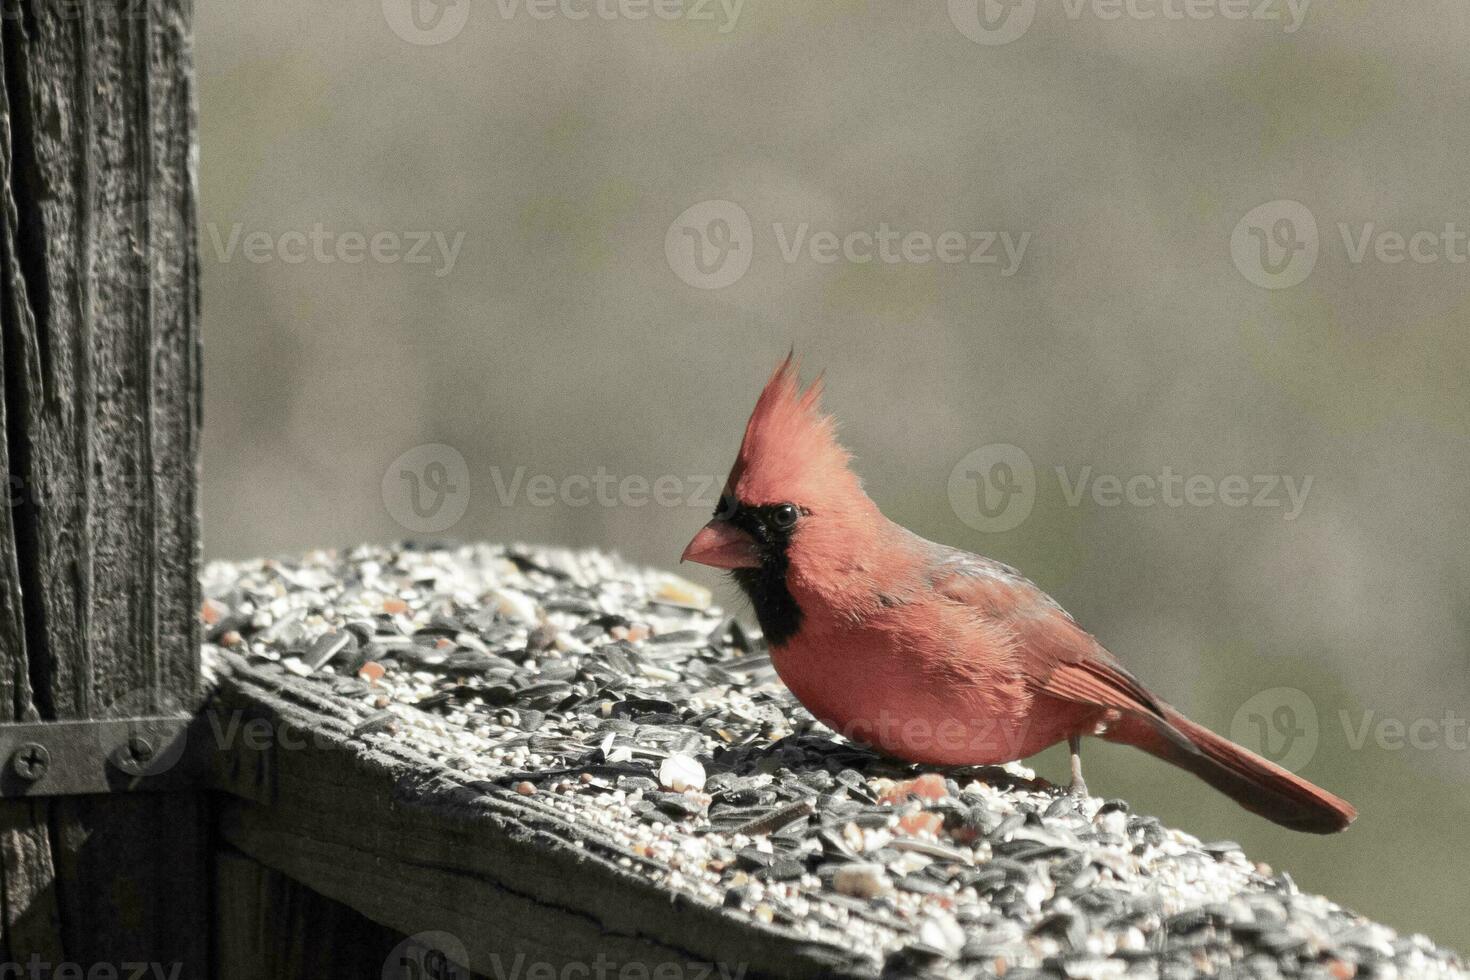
[1068,734,1089,796]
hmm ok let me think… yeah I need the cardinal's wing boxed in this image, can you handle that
[921,541,1177,730]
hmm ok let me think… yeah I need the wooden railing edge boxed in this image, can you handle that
[205,651,874,980]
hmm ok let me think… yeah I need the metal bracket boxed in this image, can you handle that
[0,716,199,797]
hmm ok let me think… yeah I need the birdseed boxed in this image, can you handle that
[199,543,1467,979]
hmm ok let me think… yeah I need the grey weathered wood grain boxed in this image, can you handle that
[0,0,203,969]
[209,653,870,980]
[216,848,448,980]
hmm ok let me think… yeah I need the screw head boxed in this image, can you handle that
[11,742,50,781]
[112,733,155,776]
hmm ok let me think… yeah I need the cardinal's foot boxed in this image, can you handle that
[1068,734,1090,797]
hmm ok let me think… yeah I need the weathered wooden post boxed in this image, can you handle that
[0,0,204,972]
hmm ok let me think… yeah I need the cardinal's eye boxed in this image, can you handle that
[771,503,800,530]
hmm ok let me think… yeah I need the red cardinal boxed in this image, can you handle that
[682,356,1355,833]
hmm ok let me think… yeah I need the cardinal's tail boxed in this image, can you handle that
[1105,705,1356,834]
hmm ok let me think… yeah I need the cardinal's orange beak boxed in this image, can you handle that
[681,520,760,569]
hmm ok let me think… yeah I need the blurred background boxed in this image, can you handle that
[197,0,1470,949]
